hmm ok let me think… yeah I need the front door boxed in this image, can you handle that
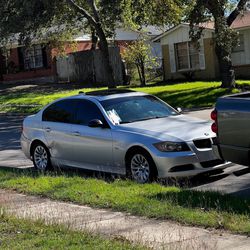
[70,100,114,173]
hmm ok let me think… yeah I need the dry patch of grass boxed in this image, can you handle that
[0,211,145,250]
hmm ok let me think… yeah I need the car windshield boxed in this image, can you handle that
[100,95,179,125]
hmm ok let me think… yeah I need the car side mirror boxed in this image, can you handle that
[176,107,182,114]
[88,119,104,128]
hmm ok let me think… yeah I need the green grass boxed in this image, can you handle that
[0,213,144,250]
[1,81,247,113]
[0,168,250,235]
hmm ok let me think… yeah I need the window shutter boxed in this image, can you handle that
[17,47,24,70]
[169,44,176,73]
[199,39,206,70]
[42,45,48,68]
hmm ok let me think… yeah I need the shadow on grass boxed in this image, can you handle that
[1,84,238,114]
[0,166,117,183]
[159,170,230,189]
[152,87,236,108]
[146,189,250,215]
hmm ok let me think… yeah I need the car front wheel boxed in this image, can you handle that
[32,143,51,171]
[127,150,157,184]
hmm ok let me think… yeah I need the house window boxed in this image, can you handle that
[175,42,200,71]
[232,34,244,53]
[24,45,44,70]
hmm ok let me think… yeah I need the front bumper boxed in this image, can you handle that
[150,140,232,178]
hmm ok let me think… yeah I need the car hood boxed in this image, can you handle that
[118,115,214,142]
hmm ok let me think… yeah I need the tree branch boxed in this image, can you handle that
[227,0,247,26]
[65,0,97,26]
[87,0,100,23]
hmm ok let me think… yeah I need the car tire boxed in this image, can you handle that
[127,149,157,184]
[32,142,51,171]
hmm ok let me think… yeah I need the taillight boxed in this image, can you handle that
[211,109,217,121]
[211,109,218,133]
[211,122,218,133]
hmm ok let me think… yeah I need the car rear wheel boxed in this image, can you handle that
[127,150,157,184]
[32,143,51,171]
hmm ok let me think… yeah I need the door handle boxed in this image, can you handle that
[45,127,51,133]
[73,131,81,136]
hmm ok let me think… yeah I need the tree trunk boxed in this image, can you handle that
[0,51,6,80]
[66,0,116,88]
[91,30,98,50]
[140,60,146,87]
[95,25,116,88]
[136,63,143,86]
[215,46,235,88]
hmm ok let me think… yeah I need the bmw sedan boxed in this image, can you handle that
[21,89,231,183]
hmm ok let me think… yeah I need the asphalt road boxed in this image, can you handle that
[0,111,249,198]
[0,115,33,168]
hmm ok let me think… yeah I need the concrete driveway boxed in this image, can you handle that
[0,111,249,198]
[185,109,250,198]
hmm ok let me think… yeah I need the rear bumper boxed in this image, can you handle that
[20,134,31,159]
[214,144,249,166]
[212,144,222,160]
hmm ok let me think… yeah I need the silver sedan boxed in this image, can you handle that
[21,90,231,183]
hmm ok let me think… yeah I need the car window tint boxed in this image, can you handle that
[76,100,104,125]
[42,99,76,123]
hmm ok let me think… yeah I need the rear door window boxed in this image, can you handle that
[42,99,76,124]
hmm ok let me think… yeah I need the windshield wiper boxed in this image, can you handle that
[121,116,168,124]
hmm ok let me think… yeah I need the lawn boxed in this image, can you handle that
[0,212,144,250]
[0,168,250,235]
[0,81,246,113]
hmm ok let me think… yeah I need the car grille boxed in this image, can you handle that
[200,159,225,168]
[193,139,212,149]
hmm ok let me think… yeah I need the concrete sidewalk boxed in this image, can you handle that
[0,189,249,250]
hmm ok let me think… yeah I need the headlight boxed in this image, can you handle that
[153,141,190,152]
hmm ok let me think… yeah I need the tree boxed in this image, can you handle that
[122,39,158,86]
[0,0,122,87]
[188,0,248,88]
[0,0,182,87]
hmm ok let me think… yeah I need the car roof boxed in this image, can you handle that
[72,89,148,102]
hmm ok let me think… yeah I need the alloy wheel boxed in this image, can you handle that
[34,145,48,170]
[131,154,150,183]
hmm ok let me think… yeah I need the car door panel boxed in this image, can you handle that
[69,99,114,173]
[71,125,113,171]
[43,121,74,165]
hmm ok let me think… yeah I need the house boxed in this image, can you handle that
[155,11,250,81]
[76,26,163,59]
[0,40,92,84]
[0,27,163,84]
